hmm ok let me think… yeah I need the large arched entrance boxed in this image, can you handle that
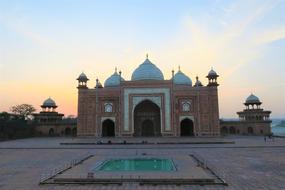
[65,127,71,136]
[180,118,194,136]
[221,127,228,135]
[102,119,115,137]
[48,128,54,136]
[134,100,161,137]
[248,127,253,134]
[72,128,77,136]
[141,119,154,136]
[229,127,236,134]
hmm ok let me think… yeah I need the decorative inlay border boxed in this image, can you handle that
[123,88,170,131]
[101,117,116,123]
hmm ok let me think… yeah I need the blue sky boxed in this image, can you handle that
[0,0,285,117]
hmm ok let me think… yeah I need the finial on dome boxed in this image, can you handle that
[115,67,117,73]
[119,70,122,76]
[172,69,174,78]
[146,53,148,59]
[196,76,199,80]
[178,65,181,71]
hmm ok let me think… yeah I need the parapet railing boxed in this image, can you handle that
[39,152,92,184]
[191,151,227,185]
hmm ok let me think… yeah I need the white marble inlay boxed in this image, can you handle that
[104,103,113,113]
[123,88,170,131]
[101,117,116,123]
[179,115,194,122]
[132,96,162,110]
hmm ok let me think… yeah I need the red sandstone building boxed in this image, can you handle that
[220,94,272,135]
[33,98,77,136]
[76,56,220,137]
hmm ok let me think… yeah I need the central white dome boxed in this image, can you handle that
[131,58,164,81]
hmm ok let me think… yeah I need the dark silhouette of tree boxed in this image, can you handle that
[10,104,36,120]
[0,111,35,140]
[0,112,10,121]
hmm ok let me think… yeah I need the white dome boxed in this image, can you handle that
[172,70,192,85]
[131,58,164,81]
[77,72,89,81]
[246,94,260,104]
[42,97,57,107]
[208,68,218,76]
[104,70,124,87]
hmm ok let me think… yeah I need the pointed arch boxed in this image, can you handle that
[180,118,194,136]
[102,119,115,137]
[133,100,161,137]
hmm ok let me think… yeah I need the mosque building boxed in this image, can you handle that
[220,94,272,135]
[76,56,220,137]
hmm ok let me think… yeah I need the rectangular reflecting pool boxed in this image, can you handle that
[97,158,175,171]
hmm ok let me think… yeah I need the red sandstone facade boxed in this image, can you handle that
[76,58,220,137]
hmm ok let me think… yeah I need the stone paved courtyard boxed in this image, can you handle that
[0,136,285,189]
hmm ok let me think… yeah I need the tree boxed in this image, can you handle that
[10,104,36,120]
[0,112,10,121]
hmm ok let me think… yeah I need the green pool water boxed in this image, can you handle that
[97,158,175,171]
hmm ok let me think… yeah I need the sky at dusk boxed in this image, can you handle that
[0,0,285,118]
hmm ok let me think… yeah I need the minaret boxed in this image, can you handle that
[76,72,89,136]
[206,67,219,86]
[206,67,220,135]
[76,72,89,89]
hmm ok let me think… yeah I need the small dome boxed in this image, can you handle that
[77,72,89,82]
[104,69,124,87]
[97,82,103,88]
[246,94,261,104]
[172,70,192,85]
[208,68,218,77]
[95,79,103,88]
[131,57,164,81]
[194,76,203,87]
[42,97,57,108]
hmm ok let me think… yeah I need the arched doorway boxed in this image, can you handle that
[221,127,228,134]
[102,119,115,137]
[180,118,194,136]
[49,128,54,136]
[72,128,77,136]
[229,127,236,134]
[141,119,154,136]
[248,127,253,134]
[134,100,161,137]
[65,127,71,135]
